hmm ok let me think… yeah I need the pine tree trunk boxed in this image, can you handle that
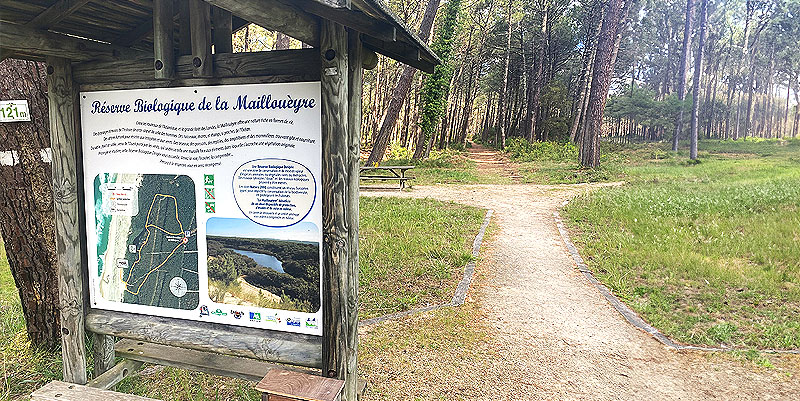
[673,0,695,151]
[365,0,441,164]
[689,0,708,160]
[579,0,631,167]
[0,59,60,349]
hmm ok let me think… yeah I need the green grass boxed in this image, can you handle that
[564,138,800,350]
[0,196,484,400]
[359,197,485,319]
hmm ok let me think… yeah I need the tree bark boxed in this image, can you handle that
[673,0,694,151]
[579,0,631,167]
[497,0,513,149]
[0,58,59,349]
[366,0,440,165]
[689,0,708,160]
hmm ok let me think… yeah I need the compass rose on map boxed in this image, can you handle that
[169,276,188,298]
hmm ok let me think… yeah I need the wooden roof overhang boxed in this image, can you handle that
[0,0,440,73]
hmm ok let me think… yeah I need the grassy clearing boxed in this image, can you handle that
[359,197,485,319]
[563,138,800,349]
[0,196,484,400]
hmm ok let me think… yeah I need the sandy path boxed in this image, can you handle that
[362,184,800,400]
[466,143,522,182]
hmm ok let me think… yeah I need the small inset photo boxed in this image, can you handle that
[206,217,320,313]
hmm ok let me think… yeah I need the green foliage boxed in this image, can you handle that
[605,86,689,133]
[417,0,462,157]
[503,138,578,162]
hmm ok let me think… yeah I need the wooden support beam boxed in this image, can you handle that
[361,35,435,74]
[212,6,233,54]
[26,0,93,29]
[320,20,359,401]
[1,22,145,62]
[85,310,323,368]
[362,49,378,70]
[86,359,144,390]
[73,49,320,84]
[178,0,192,55]
[92,333,116,378]
[46,56,87,385]
[343,28,363,401]
[153,0,175,79]
[280,0,395,42]
[32,381,157,401]
[113,339,317,383]
[203,0,320,47]
[189,0,212,77]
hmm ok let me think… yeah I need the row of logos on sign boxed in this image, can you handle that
[198,305,318,329]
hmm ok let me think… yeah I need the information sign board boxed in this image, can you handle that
[80,82,322,335]
[0,100,31,122]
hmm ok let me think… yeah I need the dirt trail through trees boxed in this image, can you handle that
[360,183,800,399]
[466,143,523,182]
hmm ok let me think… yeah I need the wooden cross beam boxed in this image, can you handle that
[26,0,93,29]
[279,0,396,42]
[0,21,146,62]
[204,0,321,47]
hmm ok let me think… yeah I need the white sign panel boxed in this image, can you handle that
[0,100,31,122]
[80,82,322,336]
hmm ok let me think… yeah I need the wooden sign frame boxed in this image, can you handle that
[46,21,360,401]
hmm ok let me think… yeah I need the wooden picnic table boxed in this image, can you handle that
[359,165,414,190]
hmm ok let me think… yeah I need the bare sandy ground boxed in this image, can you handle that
[361,184,800,400]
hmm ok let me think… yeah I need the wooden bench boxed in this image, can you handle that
[256,369,344,401]
[359,165,414,190]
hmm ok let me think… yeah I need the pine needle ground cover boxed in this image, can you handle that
[565,139,800,350]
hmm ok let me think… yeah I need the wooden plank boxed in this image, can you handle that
[212,6,233,54]
[114,338,318,383]
[189,0,212,77]
[204,0,320,47]
[79,75,318,91]
[312,0,351,8]
[153,0,175,79]
[31,381,158,401]
[320,20,359,401]
[1,22,146,62]
[73,49,320,84]
[279,0,395,42]
[25,0,93,29]
[86,359,144,390]
[92,333,116,377]
[255,369,344,401]
[85,310,323,368]
[46,56,87,385]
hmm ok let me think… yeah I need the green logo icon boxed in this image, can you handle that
[205,202,215,213]
[204,188,215,200]
[204,174,214,186]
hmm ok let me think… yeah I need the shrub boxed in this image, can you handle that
[504,137,578,162]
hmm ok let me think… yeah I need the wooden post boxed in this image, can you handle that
[46,56,87,385]
[211,6,233,54]
[178,0,192,56]
[189,0,213,77]
[320,20,358,401]
[344,28,362,401]
[153,0,175,79]
[93,333,116,377]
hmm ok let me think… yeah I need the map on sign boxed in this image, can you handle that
[94,173,199,310]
